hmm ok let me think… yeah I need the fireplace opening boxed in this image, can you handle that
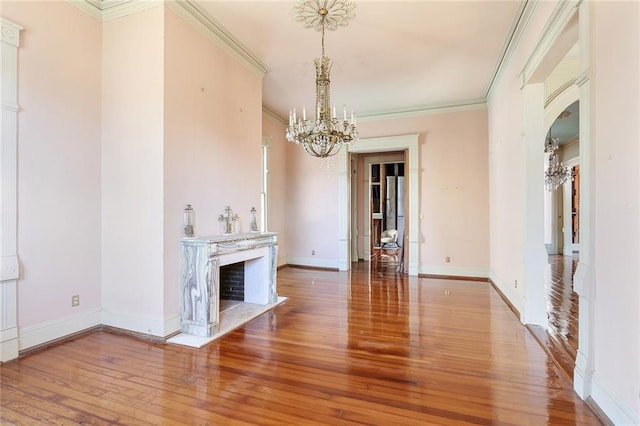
[220,262,245,302]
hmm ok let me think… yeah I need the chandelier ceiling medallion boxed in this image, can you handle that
[544,128,573,191]
[286,0,359,158]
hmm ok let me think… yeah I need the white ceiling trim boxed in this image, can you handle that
[358,100,487,123]
[166,1,268,79]
[262,107,287,126]
[485,0,537,101]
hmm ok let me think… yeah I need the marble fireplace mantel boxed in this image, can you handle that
[180,232,278,337]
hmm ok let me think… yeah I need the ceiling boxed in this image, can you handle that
[193,1,525,121]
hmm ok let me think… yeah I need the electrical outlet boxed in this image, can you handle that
[311,250,316,256]
[514,280,518,288]
[445,256,450,263]
[71,295,80,307]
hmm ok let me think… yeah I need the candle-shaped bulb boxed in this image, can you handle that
[293,108,297,123]
[303,107,306,121]
[332,104,336,119]
[351,110,354,124]
[343,105,347,121]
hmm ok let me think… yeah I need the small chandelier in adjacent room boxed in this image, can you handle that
[285,0,359,158]
[544,129,573,191]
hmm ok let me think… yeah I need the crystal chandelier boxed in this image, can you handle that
[544,130,573,191]
[286,0,359,158]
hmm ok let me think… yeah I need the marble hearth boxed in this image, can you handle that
[178,232,278,337]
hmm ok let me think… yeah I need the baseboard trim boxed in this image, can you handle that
[586,397,615,426]
[283,264,340,272]
[418,274,489,282]
[591,375,639,426]
[18,325,101,359]
[488,278,522,321]
[101,309,178,338]
[19,307,101,352]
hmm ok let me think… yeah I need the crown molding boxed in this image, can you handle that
[67,0,269,79]
[262,107,287,126]
[485,0,536,100]
[357,100,487,122]
[265,100,488,124]
[166,1,268,79]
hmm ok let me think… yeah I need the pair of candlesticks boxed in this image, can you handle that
[183,205,258,237]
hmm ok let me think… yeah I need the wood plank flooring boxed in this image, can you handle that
[530,254,580,380]
[0,264,600,425]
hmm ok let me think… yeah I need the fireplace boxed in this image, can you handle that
[180,232,278,337]
[220,262,244,301]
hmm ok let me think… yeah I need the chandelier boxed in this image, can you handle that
[544,130,573,191]
[285,0,359,158]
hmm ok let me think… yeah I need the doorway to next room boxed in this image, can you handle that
[352,152,406,274]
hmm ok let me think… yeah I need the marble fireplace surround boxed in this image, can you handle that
[169,232,283,348]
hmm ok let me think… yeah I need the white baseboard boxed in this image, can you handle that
[101,309,179,338]
[19,308,101,351]
[591,375,639,426]
[419,265,489,278]
[286,257,339,270]
[489,270,524,318]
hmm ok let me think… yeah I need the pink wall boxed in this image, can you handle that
[285,108,490,273]
[359,109,490,274]
[487,1,556,310]
[101,7,166,331]
[163,8,263,317]
[285,141,340,267]
[3,1,102,329]
[262,114,289,265]
[593,1,639,418]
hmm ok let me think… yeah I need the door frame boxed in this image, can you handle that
[337,134,419,275]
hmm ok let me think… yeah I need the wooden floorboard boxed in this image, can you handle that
[0,264,600,425]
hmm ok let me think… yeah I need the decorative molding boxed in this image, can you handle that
[485,0,537,100]
[19,308,101,351]
[0,256,19,282]
[66,0,106,20]
[0,18,23,47]
[101,0,163,21]
[591,376,639,426]
[165,1,269,79]
[575,70,590,87]
[519,0,580,87]
[0,17,21,363]
[545,78,577,107]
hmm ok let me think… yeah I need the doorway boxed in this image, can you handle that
[337,134,419,275]
[362,156,406,273]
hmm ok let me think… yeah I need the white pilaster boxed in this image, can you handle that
[521,83,549,327]
[573,0,595,399]
[0,17,22,362]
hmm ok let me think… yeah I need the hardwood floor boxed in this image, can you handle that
[1,265,600,425]
[529,254,580,381]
